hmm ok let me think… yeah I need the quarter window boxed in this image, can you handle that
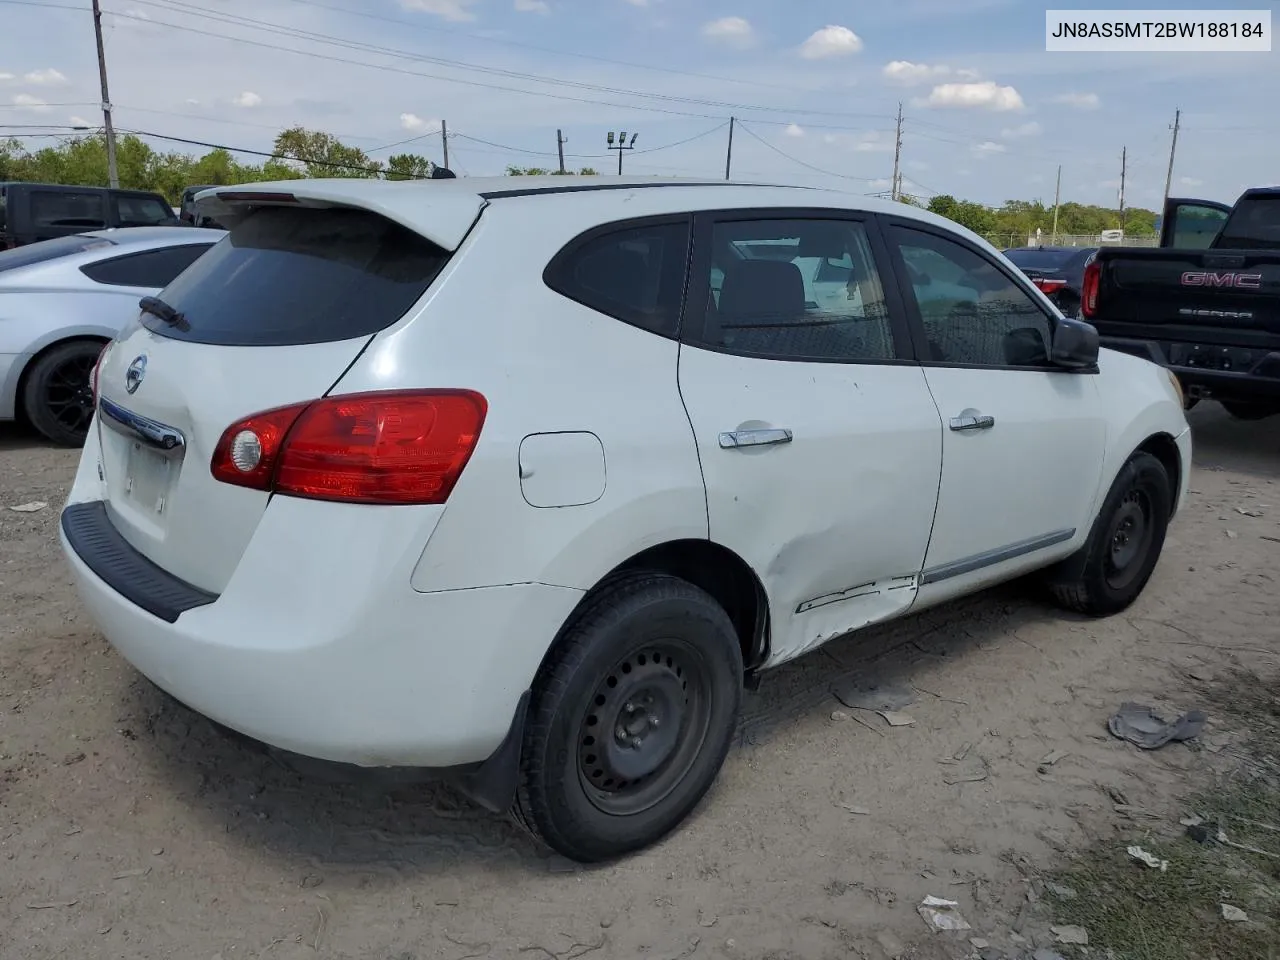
[115,194,175,227]
[546,220,688,337]
[80,244,214,288]
[699,218,896,362]
[891,227,1053,368]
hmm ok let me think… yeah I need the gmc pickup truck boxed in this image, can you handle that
[1083,187,1280,420]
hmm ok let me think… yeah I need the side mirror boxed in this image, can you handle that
[1051,316,1100,370]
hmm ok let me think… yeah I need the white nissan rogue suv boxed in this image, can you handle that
[60,177,1191,863]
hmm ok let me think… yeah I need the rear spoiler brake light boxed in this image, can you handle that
[214,191,298,204]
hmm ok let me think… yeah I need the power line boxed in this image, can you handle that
[117,127,411,177]
[735,122,881,183]
[98,0,899,123]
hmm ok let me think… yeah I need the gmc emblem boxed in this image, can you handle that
[1181,271,1263,289]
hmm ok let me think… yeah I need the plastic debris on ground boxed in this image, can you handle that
[1127,845,1169,871]
[831,679,917,712]
[1107,701,1207,749]
[916,895,971,932]
[8,501,47,513]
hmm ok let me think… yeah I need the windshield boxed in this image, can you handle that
[0,234,115,273]
[1003,248,1078,271]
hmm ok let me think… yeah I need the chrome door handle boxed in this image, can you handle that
[949,414,995,432]
[719,427,794,449]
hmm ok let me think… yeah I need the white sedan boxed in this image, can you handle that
[0,226,223,445]
[60,178,1190,863]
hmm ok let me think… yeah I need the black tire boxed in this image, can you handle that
[21,340,103,446]
[514,572,743,863]
[1047,451,1172,617]
[1220,400,1280,421]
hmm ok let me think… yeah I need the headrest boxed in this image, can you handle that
[718,259,805,326]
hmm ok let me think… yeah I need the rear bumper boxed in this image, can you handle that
[59,489,585,782]
[1101,336,1280,403]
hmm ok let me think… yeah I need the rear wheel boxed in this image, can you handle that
[1046,451,1172,617]
[1220,400,1280,421]
[21,340,102,446]
[514,573,743,863]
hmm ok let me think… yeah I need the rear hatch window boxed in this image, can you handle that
[146,205,451,346]
[0,234,115,274]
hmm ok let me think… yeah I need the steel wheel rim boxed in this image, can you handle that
[576,639,713,816]
[1105,488,1152,590]
[42,353,97,435]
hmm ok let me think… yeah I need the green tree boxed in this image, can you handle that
[273,126,381,178]
[506,165,599,176]
[385,153,433,180]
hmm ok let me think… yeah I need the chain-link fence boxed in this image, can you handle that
[984,233,1161,250]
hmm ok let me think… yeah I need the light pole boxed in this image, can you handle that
[607,130,638,175]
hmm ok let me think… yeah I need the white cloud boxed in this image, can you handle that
[400,0,479,22]
[185,98,200,105]
[1000,121,1042,139]
[514,0,549,11]
[882,61,965,85]
[799,25,863,60]
[972,140,1007,157]
[784,123,805,137]
[68,114,91,126]
[853,131,894,153]
[1179,176,1204,187]
[23,68,67,85]
[0,72,13,82]
[869,177,893,190]
[123,7,151,19]
[917,81,1025,111]
[232,91,262,107]
[702,16,755,49]
[907,159,930,171]
[12,93,49,112]
[623,0,649,5]
[400,112,439,132]
[1053,91,1100,110]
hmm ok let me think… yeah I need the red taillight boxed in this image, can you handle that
[210,390,488,505]
[1080,261,1101,318]
[90,343,112,406]
[1033,278,1068,295]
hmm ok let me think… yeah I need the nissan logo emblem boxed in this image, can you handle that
[125,355,147,394]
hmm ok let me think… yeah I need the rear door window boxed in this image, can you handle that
[0,234,116,273]
[1216,196,1280,250]
[80,243,213,288]
[146,205,450,346]
[32,190,107,230]
[113,193,175,227]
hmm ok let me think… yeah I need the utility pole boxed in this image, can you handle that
[91,0,118,188]
[607,130,637,175]
[890,102,904,201]
[1118,146,1127,234]
[556,128,566,174]
[1162,108,1181,206]
[1051,164,1061,242]
[724,116,735,180]
[441,119,449,170]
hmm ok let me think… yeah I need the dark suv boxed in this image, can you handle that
[0,182,177,249]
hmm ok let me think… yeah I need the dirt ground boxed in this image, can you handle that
[2,403,1278,960]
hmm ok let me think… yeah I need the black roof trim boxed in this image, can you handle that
[478,181,801,201]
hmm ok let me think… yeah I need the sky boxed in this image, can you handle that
[0,0,1274,211]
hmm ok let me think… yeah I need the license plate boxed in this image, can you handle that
[125,442,177,516]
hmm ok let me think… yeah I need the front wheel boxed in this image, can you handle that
[1046,451,1172,617]
[514,573,743,863]
[21,340,103,446]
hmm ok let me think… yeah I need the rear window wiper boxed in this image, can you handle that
[139,295,189,330]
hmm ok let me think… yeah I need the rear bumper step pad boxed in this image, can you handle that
[62,501,218,623]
